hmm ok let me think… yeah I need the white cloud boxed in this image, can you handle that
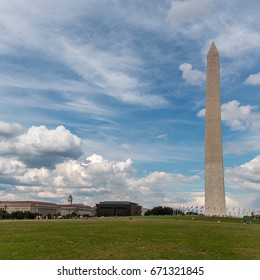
[0,157,26,176]
[0,153,201,207]
[18,167,50,185]
[212,26,260,59]
[197,108,205,118]
[226,155,260,191]
[0,140,16,156]
[0,1,168,109]
[155,134,168,139]
[198,100,260,131]
[226,134,260,155]
[167,0,211,26]
[131,171,199,190]
[179,63,205,86]
[166,1,260,64]
[0,125,83,168]
[127,171,200,207]
[3,151,260,209]
[0,121,23,137]
[221,101,259,131]
[15,125,82,167]
[59,40,168,108]
[17,125,81,154]
[51,155,136,193]
[245,72,260,85]
[0,0,85,52]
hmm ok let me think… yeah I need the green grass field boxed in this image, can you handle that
[0,216,260,260]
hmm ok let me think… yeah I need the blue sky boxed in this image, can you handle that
[0,0,259,210]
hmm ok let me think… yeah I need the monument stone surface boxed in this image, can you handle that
[205,42,226,216]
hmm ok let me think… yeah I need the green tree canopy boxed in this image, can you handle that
[145,206,173,216]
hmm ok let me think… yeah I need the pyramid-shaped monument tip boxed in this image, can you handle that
[208,41,219,56]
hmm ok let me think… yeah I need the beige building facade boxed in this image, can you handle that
[0,195,93,217]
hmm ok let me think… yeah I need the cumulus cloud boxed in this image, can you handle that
[0,124,82,168]
[245,72,260,85]
[0,157,26,176]
[179,63,205,86]
[54,154,136,190]
[0,121,23,138]
[198,100,260,131]
[18,167,50,185]
[0,120,202,206]
[15,125,82,167]
[3,151,260,209]
[221,101,259,131]
[226,155,260,191]
[0,153,201,207]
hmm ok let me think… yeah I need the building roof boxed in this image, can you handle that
[59,204,92,209]
[0,200,57,206]
[99,201,139,205]
[0,200,92,208]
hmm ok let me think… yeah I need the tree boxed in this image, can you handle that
[0,210,10,219]
[9,211,38,219]
[145,206,173,216]
[63,212,79,219]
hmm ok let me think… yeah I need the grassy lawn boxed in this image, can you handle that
[0,216,259,260]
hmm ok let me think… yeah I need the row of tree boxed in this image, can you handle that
[0,210,91,220]
[0,210,38,220]
[145,206,259,219]
[145,206,196,216]
[0,207,181,219]
[145,206,174,216]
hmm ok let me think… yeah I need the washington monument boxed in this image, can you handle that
[205,42,226,216]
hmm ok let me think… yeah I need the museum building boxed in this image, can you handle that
[96,201,142,217]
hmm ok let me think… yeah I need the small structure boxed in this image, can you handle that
[96,201,142,217]
[68,194,73,205]
[60,203,93,216]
